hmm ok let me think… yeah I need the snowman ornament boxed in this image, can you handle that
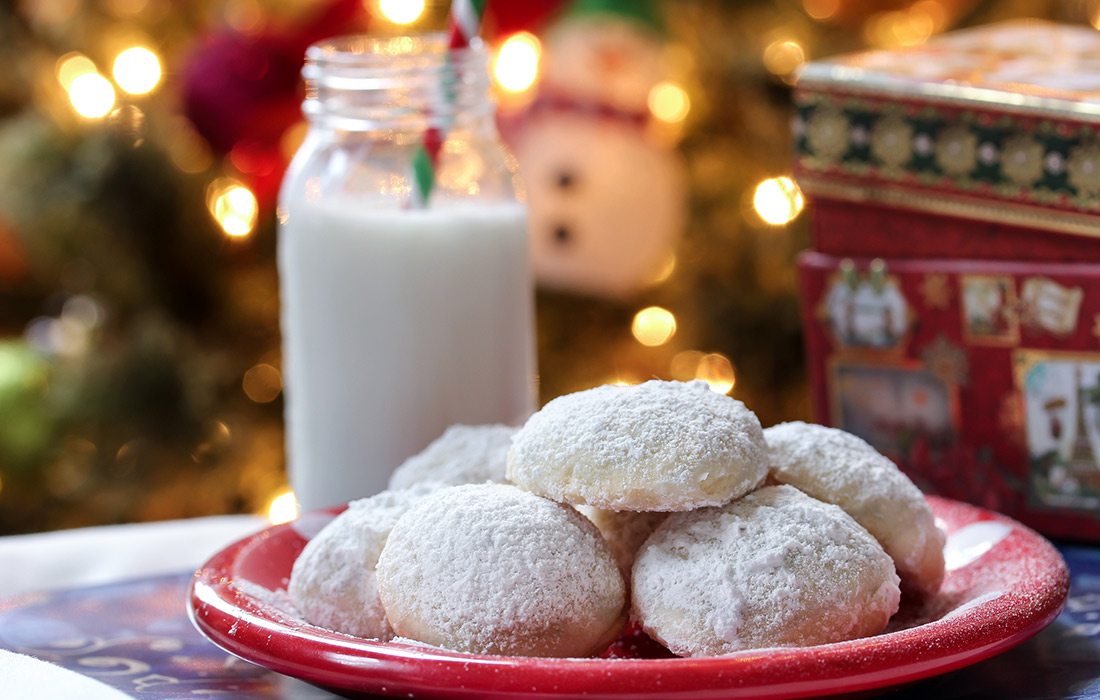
[511,0,687,299]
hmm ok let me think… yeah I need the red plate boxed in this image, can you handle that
[188,496,1068,699]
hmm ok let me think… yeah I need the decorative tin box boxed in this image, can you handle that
[794,21,1100,540]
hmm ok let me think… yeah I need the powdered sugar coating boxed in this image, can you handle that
[288,484,438,639]
[389,424,516,490]
[632,485,900,656]
[765,422,946,597]
[376,483,626,657]
[575,506,667,579]
[507,380,768,511]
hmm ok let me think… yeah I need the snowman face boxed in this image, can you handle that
[542,17,665,112]
[515,112,685,298]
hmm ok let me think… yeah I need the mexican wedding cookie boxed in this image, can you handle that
[632,485,900,656]
[765,422,946,597]
[288,484,437,639]
[508,380,768,511]
[376,483,626,657]
[388,424,515,490]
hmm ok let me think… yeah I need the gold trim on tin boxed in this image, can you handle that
[797,175,1100,239]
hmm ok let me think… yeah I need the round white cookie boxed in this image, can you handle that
[287,484,437,639]
[576,506,667,579]
[388,424,515,490]
[764,421,946,597]
[508,380,767,511]
[632,485,901,656]
[376,483,626,657]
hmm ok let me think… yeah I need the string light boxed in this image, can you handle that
[695,353,736,394]
[803,0,840,20]
[670,350,705,381]
[493,32,541,94]
[67,73,116,119]
[243,363,282,403]
[762,39,805,81]
[112,46,162,95]
[56,53,97,90]
[648,81,691,124]
[377,0,425,26]
[207,178,258,238]
[632,306,677,347]
[265,487,300,524]
[650,255,677,284]
[753,176,805,226]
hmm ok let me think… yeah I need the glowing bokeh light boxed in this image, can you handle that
[112,46,162,95]
[695,353,736,394]
[648,81,691,124]
[493,32,541,94]
[803,0,840,20]
[243,363,282,403]
[753,176,805,226]
[68,73,116,119]
[266,487,300,524]
[632,306,678,347]
[378,0,425,26]
[762,39,806,78]
[56,53,97,89]
[208,178,258,238]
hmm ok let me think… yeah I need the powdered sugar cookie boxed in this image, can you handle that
[632,485,900,656]
[576,506,667,578]
[376,483,626,657]
[388,424,515,490]
[288,484,437,639]
[508,380,767,511]
[764,421,945,597]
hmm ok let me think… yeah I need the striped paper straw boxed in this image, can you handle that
[411,0,487,208]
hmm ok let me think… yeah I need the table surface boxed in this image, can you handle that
[1,545,1100,699]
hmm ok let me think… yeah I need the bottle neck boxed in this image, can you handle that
[302,34,494,134]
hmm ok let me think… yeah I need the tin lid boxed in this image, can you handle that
[793,20,1100,236]
[798,20,1100,121]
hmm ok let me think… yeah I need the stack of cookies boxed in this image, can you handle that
[288,380,945,658]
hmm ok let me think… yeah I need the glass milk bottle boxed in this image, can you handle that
[278,35,535,511]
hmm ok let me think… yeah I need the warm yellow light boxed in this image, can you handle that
[208,178,258,238]
[865,8,935,48]
[762,39,806,78]
[68,73,117,119]
[112,46,162,95]
[650,255,677,284]
[378,0,425,25]
[753,175,805,226]
[632,306,677,347]
[266,487,300,525]
[56,53,97,90]
[243,363,282,403]
[670,350,704,381]
[648,81,691,124]
[493,32,541,94]
[803,0,840,20]
[695,353,736,394]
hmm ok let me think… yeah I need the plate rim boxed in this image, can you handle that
[188,495,1069,700]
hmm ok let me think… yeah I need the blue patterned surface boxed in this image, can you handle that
[1,546,1099,699]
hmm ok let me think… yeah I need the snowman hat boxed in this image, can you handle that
[560,0,666,37]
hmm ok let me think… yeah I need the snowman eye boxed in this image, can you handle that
[552,224,571,246]
[556,170,576,190]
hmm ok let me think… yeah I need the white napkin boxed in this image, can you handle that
[0,649,133,699]
[0,515,265,599]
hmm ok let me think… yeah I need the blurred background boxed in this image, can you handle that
[0,0,1093,535]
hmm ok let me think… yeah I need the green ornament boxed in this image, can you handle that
[0,340,55,471]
